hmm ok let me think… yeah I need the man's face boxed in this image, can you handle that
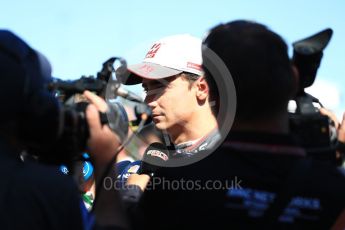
[142,75,198,134]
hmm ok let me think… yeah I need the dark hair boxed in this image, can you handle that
[0,30,61,146]
[203,20,295,121]
[181,72,200,84]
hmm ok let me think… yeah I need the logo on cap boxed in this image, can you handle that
[187,62,202,71]
[139,64,155,74]
[145,43,161,58]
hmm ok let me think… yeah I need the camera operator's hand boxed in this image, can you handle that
[319,108,345,142]
[320,108,345,165]
[84,90,121,169]
[126,173,151,191]
[339,113,345,142]
[84,90,129,228]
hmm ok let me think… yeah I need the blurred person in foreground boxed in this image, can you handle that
[0,30,128,229]
[133,20,345,229]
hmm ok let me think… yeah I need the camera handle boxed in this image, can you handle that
[295,92,321,115]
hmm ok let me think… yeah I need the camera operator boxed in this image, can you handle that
[0,30,128,229]
[134,20,345,229]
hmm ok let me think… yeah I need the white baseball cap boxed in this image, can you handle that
[121,34,203,85]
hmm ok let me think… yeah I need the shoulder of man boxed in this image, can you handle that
[5,160,84,229]
[174,129,221,157]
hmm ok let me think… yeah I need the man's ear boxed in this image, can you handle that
[195,77,209,101]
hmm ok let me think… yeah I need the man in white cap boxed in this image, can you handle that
[117,35,222,204]
[121,34,220,160]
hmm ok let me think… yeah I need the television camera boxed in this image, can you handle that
[38,57,147,165]
[289,28,344,165]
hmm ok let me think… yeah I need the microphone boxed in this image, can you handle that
[115,86,143,103]
[49,77,143,103]
[140,142,170,176]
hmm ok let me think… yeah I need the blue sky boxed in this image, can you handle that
[1,0,344,117]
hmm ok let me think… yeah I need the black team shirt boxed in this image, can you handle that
[135,132,345,229]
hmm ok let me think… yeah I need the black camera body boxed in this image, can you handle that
[38,58,130,165]
[289,28,341,164]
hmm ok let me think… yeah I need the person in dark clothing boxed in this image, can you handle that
[133,20,345,229]
[0,143,85,229]
[0,30,127,229]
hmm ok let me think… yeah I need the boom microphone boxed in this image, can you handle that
[115,86,143,103]
[50,77,143,103]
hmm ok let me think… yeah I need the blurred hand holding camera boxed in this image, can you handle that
[319,107,345,164]
[339,113,345,142]
[84,90,121,170]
